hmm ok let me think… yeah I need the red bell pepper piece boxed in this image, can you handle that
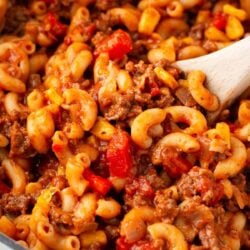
[94,29,133,60]
[106,130,133,178]
[46,12,67,37]
[84,168,112,196]
[213,12,227,30]
[0,181,10,195]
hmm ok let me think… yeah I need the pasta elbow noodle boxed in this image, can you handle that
[178,45,207,60]
[63,88,97,131]
[165,106,208,134]
[138,7,161,35]
[65,153,90,196]
[131,108,166,149]
[27,109,55,153]
[156,18,189,39]
[2,159,27,194]
[238,100,250,125]
[148,223,188,250]
[187,70,219,111]
[120,206,156,243]
[214,136,247,179]
[70,50,93,81]
[36,221,80,250]
[0,216,16,238]
[151,132,200,165]
[108,8,140,32]
[95,198,121,219]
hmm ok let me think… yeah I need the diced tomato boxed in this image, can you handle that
[52,143,64,153]
[197,176,224,205]
[132,241,158,250]
[106,130,133,178]
[116,238,157,250]
[148,82,161,97]
[213,12,227,30]
[162,149,192,178]
[210,182,224,206]
[116,237,133,250]
[94,29,133,60]
[83,168,112,196]
[228,122,239,132]
[0,181,10,195]
[46,12,67,37]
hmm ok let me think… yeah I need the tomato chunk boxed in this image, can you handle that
[106,130,133,178]
[46,12,67,37]
[52,143,64,153]
[84,168,112,196]
[162,149,192,178]
[94,29,133,60]
[213,12,227,30]
[116,237,133,250]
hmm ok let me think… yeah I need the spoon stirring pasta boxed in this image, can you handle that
[174,36,250,121]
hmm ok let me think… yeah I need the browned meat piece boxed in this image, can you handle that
[199,224,221,250]
[175,86,197,107]
[177,167,224,206]
[3,5,30,34]
[189,23,205,41]
[203,40,218,53]
[51,175,68,190]
[9,122,35,158]
[154,189,179,223]
[103,91,134,121]
[124,176,155,208]
[38,169,57,188]
[49,205,73,228]
[95,0,118,11]
[0,193,34,214]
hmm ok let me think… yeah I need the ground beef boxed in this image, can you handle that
[175,86,197,107]
[105,225,120,241]
[154,189,179,223]
[9,122,35,158]
[49,205,73,228]
[3,5,30,35]
[0,113,12,137]
[103,91,134,121]
[177,167,224,206]
[38,169,57,188]
[203,40,218,53]
[95,0,118,11]
[199,224,221,250]
[231,174,246,192]
[0,193,34,215]
[189,23,205,41]
[51,175,68,190]
[124,176,155,208]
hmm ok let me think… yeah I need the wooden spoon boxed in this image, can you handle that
[174,36,250,121]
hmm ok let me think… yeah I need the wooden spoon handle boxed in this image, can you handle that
[174,36,250,121]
